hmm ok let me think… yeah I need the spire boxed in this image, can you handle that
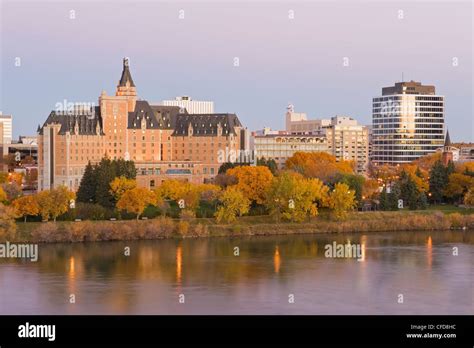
[118,57,135,87]
[444,129,451,147]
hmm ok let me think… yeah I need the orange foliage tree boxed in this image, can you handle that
[285,152,353,183]
[226,166,273,205]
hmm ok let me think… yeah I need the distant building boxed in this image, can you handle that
[326,116,370,174]
[37,58,247,191]
[162,96,214,114]
[7,135,38,164]
[285,104,328,135]
[372,81,445,165]
[0,113,13,155]
[253,128,328,169]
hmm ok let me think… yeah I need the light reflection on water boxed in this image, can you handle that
[0,230,472,314]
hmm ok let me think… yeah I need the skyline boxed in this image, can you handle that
[1,1,473,141]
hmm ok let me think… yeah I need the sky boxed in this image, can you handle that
[1,0,473,141]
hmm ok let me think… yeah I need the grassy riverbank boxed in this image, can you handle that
[10,208,474,243]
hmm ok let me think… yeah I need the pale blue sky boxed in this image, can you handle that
[1,0,473,141]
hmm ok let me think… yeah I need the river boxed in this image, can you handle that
[0,230,472,314]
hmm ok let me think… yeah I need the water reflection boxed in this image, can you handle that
[0,230,472,315]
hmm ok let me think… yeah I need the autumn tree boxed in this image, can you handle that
[226,166,273,205]
[36,186,75,221]
[0,186,7,203]
[12,195,40,222]
[329,182,356,220]
[265,171,329,222]
[286,152,353,183]
[444,173,474,203]
[215,186,250,223]
[116,187,156,220]
[109,176,137,201]
[464,189,474,206]
[0,203,17,241]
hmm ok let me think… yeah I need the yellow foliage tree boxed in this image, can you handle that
[117,187,156,220]
[215,186,250,223]
[36,186,75,221]
[109,176,137,201]
[12,195,40,222]
[285,152,353,183]
[265,171,329,222]
[0,186,7,203]
[444,173,474,201]
[226,166,273,205]
[464,189,474,206]
[329,182,357,220]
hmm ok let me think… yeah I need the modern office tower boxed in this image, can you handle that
[253,128,329,169]
[326,116,370,174]
[372,81,445,165]
[37,58,246,191]
[162,96,214,114]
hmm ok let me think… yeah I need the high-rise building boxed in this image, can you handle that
[37,58,247,191]
[326,116,369,174]
[372,81,445,165]
[162,96,214,114]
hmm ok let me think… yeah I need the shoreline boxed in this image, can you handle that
[10,210,474,244]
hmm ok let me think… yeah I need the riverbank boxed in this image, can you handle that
[9,209,474,243]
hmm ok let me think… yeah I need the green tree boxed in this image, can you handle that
[379,187,389,211]
[387,184,400,211]
[398,170,419,210]
[76,162,97,203]
[336,174,365,203]
[256,157,278,175]
[429,160,449,203]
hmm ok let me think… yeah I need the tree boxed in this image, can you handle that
[336,174,365,203]
[418,192,428,210]
[36,187,75,222]
[379,187,389,211]
[226,166,273,205]
[218,162,248,174]
[328,182,356,220]
[264,171,329,222]
[36,190,54,221]
[0,203,17,241]
[12,195,40,222]
[1,182,22,202]
[464,189,474,206]
[398,170,420,210]
[0,186,7,203]
[256,157,278,175]
[116,187,157,220]
[109,176,137,201]
[387,184,400,211]
[444,173,474,203]
[76,162,97,203]
[429,160,449,203]
[76,157,136,207]
[215,186,250,223]
[49,186,75,221]
[285,152,353,183]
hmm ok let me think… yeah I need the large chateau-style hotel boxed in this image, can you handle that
[38,58,249,191]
